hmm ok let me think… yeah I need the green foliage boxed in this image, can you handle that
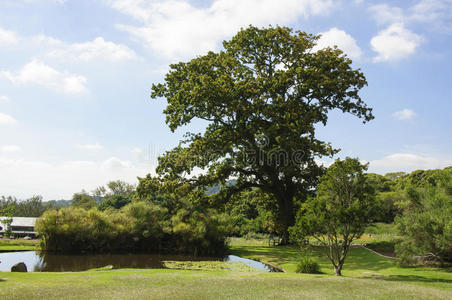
[224,189,277,236]
[375,191,404,223]
[296,254,321,274]
[362,174,401,223]
[361,167,452,224]
[72,192,97,210]
[151,25,373,242]
[365,173,394,193]
[0,205,14,237]
[98,195,131,211]
[0,195,54,217]
[93,180,136,199]
[95,180,135,211]
[136,174,180,213]
[395,168,452,190]
[291,158,378,275]
[395,178,452,264]
[36,200,229,256]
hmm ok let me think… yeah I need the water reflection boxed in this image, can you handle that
[225,255,281,272]
[0,251,281,272]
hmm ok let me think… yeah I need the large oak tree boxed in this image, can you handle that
[151,26,373,242]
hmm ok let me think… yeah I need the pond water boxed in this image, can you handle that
[0,251,281,272]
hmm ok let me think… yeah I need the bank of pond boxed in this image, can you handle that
[0,251,281,272]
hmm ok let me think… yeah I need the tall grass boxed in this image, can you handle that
[36,201,229,256]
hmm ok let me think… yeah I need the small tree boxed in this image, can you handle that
[0,206,14,238]
[291,158,377,276]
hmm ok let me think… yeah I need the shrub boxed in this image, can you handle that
[36,201,229,256]
[296,255,320,274]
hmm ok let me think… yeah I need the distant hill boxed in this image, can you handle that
[46,199,72,207]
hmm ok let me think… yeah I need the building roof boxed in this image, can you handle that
[0,217,37,227]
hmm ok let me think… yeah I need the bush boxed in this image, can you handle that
[296,255,320,274]
[36,201,229,256]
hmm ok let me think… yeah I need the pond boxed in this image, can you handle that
[0,251,281,272]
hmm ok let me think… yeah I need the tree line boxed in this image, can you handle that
[0,195,70,218]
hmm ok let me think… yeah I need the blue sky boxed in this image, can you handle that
[0,0,451,199]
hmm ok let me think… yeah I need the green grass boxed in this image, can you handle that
[230,240,452,292]
[162,261,257,272]
[364,222,398,235]
[1,268,451,299]
[0,236,451,299]
[0,238,37,251]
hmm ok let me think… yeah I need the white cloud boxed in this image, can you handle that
[369,1,452,31]
[410,0,448,24]
[1,60,87,94]
[369,4,405,25]
[393,109,417,120]
[0,95,10,103]
[0,27,19,46]
[46,37,137,62]
[1,145,21,153]
[313,28,362,60]
[369,153,452,174]
[77,143,104,150]
[102,157,132,171]
[131,147,143,154]
[0,156,150,199]
[109,0,335,60]
[0,112,17,125]
[1,30,137,63]
[370,23,422,62]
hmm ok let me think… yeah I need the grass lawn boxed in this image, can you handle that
[0,238,37,251]
[0,235,451,299]
[230,239,452,291]
[1,268,452,300]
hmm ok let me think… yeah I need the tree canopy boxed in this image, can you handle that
[151,25,373,242]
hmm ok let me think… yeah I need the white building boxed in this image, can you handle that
[0,217,37,237]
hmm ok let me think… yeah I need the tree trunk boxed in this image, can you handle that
[334,266,342,276]
[276,193,295,245]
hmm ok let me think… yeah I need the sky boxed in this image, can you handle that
[0,0,452,200]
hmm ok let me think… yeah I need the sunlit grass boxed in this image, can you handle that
[229,240,452,292]
[0,238,37,251]
[1,268,451,299]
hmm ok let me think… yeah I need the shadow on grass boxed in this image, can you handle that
[364,274,452,284]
